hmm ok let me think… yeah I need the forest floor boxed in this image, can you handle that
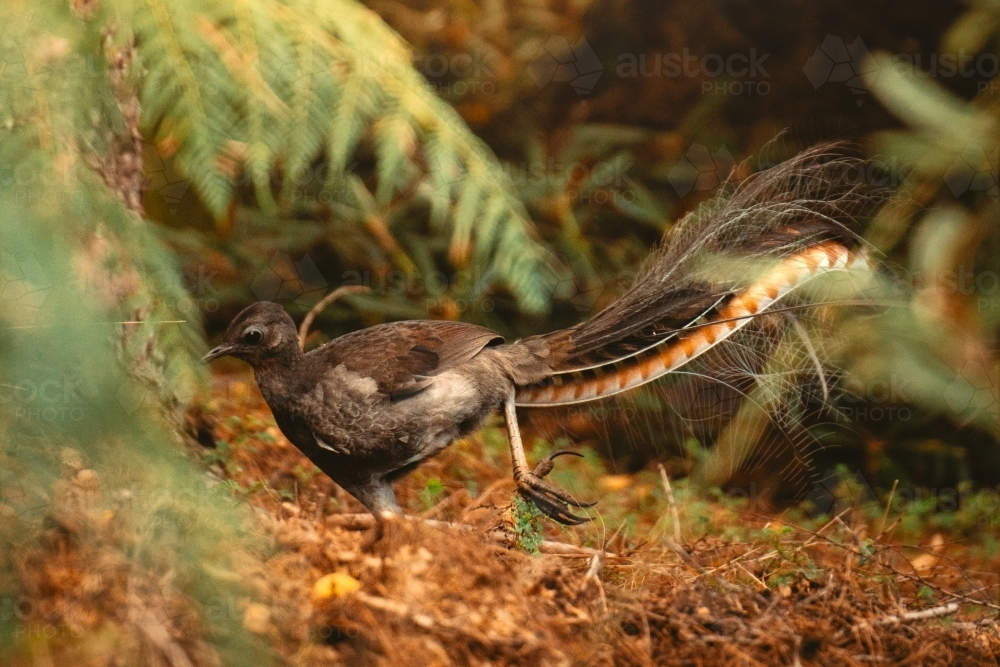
[10,370,1000,666]
[182,372,1000,666]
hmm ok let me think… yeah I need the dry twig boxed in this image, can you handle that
[657,464,681,544]
[874,602,959,625]
[297,285,370,350]
[876,479,899,539]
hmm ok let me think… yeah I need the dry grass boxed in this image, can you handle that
[5,370,1000,666]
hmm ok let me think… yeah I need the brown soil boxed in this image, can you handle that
[6,371,1000,666]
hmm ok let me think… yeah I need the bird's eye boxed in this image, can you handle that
[242,329,264,345]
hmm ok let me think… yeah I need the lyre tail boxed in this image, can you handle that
[513,143,882,408]
[516,243,872,406]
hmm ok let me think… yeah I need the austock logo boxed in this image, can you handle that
[252,252,328,306]
[839,373,913,423]
[803,473,1000,520]
[0,252,51,327]
[941,360,1000,428]
[0,375,89,423]
[665,145,907,199]
[527,36,604,94]
[0,595,87,639]
[0,374,166,421]
[944,145,999,199]
[803,468,877,519]
[0,34,31,97]
[803,36,872,105]
[0,32,105,98]
[417,50,498,97]
[616,48,771,97]
[804,35,1000,106]
[141,139,193,216]
[539,263,605,313]
[339,267,497,314]
[179,263,221,313]
[501,154,640,206]
[667,143,736,196]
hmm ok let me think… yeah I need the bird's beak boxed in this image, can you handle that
[201,345,234,363]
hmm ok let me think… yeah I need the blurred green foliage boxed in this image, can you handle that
[843,4,1000,488]
[0,1,270,661]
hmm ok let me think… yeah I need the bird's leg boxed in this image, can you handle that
[343,478,402,517]
[360,510,387,552]
[503,392,594,525]
[340,478,402,550]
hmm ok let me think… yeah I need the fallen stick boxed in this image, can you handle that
[531,538,622,559]
[950,618,997,631]
[657,464,681,544]
[874,602,959,625]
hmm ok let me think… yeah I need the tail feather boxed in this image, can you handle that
[516,144,881,407]
[517,242,871,406]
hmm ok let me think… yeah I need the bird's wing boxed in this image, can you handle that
[311,320,504,398]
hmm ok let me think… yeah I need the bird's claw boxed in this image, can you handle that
[516,450,596,525]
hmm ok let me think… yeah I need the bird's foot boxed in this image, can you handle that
[360,510,398,552]
[516,450,595,525]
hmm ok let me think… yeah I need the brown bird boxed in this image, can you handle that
[203,146,877,524]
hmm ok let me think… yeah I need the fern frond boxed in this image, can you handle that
[117,0,560,312]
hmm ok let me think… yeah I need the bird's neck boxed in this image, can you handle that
[252,344,307,393]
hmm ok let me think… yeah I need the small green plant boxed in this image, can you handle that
[512,496,545,555]
[420,477,445,510]
[294,464,321,485]
[202,441,233,470]
[768,572,796,589]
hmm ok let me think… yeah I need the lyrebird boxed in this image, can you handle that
[204,146,877,524]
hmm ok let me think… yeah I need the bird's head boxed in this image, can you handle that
[202,301,300,366]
